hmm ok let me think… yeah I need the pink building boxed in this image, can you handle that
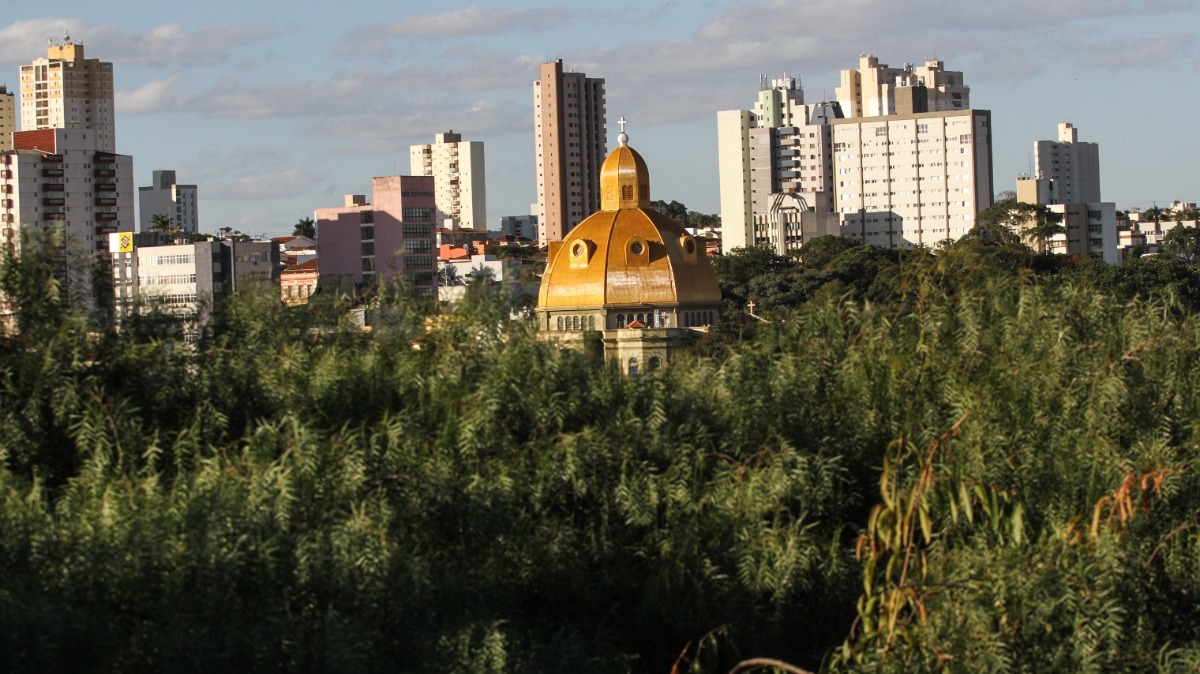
[316,175,437,295]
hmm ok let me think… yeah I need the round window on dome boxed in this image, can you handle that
[630,241,644,256]
[684,239,696,254]
[572,242,585,257]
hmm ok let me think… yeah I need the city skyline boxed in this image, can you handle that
[1,1,1197,238]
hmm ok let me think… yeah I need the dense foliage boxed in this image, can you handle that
[2,240,1200,673]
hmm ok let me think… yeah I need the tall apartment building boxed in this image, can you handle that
[832,110,993,247]
[717,76,843,253]
[19,36,115,153]
[0,86,13,152]
[315,175,437,295]
[2,129,135,314]
[1016,123,1117,263]
[139,170,199,234]
[409,131,486,231]
[533,59,606,246]
[718,58,992,254]
[836,55,969,118]
[1032,122,1100,204]
[2,39,131,320]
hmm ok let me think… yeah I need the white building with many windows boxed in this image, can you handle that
[718,58,993,254]
[409,131,486,231]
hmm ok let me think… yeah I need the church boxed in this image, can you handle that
[536,126,722,374]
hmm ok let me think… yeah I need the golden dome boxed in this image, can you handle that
[538,137,721,310]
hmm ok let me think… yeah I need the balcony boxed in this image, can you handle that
[41,168,63,178]
[42,154,63,163]
[95,197,116,207]
[42,197,64,207]
[1,170,11,179]
[96,183,117,192]
[93,168,115,178]
[42,212,65,222]
[42,183,65,192]
[94,153,115,164]
[96,212,118,222]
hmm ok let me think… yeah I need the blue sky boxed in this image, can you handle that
[2,0,1197,238]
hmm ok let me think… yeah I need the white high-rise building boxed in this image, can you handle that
[1033,122,1100,205]
[1017,123,1117,263]
[19,36,115,153]
[717,78,842,254]
[0,86,14,152]
[1,129,135,315]
[139,170,199,234]
[534,59,606,246]
[832,110,993,248]
[718,58,992,254]
[409,131,486,231]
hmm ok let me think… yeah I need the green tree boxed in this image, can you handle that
[149,212,175,234]
[1160,224,1200,263]
[293,216,317,238]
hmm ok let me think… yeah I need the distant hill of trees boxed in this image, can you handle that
[1,235,1199,673]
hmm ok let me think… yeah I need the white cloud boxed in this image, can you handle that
[334,6,570,57]
[116,73,186,114]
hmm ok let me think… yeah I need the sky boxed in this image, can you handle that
[2,0,1198,238]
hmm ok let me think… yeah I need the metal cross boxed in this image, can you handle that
[618,116,627,133]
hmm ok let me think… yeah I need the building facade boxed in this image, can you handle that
[836,55,969,118]
[719,62,991,254]
[1033,122,1100,205]
[409,131,486,231]
[19,36,115,153]
[1016,123,1117,263]
[0,86,13,152]
[111,233,281,338]
[2,128,135,314]
[139,170,199,234]
[316,176,437,295]
[832,109,993,248]
[534,59,606,246]
[499,214,538,241]
[717,77,844,253]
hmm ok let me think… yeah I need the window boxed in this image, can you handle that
[628,358,639,376]
[360,225,374,240]
[402,207,432,222]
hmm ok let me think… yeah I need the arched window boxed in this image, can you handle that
[648,356,661,371]
[572,315,580,330]
[557,316,563,330]
[637,313,645,325]
[588,315,595,330]
[617,314,626,328]
[628,357,639,376]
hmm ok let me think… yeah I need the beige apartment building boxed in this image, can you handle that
[19,36,115,153]
[836,54,970,118]
[533,59,606,246]
[833,109,993,248]
[409,130,486,231]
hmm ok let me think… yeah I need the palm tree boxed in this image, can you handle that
[149,212,174,233]
[293,217,316,238]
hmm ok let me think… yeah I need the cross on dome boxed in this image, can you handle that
[617,116,628,146]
